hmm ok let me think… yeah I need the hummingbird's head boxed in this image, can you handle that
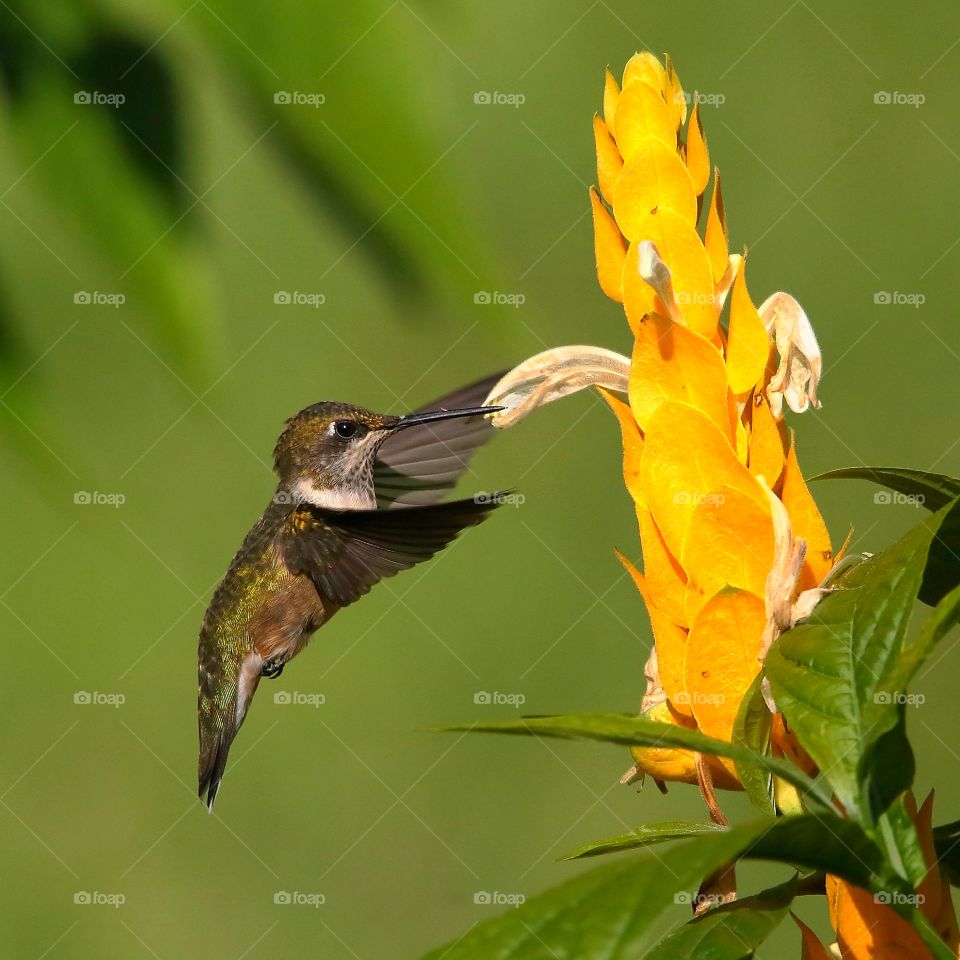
[273,400,499,510]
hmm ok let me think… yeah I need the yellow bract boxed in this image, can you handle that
[591,52,832,796]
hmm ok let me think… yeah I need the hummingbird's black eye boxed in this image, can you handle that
[332,419,361,440]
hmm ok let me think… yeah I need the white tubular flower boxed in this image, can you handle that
[759,292,822,417]
[482,346,630,428]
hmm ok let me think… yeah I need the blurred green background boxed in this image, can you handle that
[2,1,959,956]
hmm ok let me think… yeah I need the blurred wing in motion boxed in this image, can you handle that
[281,496,501,606]
[374,372,505,507]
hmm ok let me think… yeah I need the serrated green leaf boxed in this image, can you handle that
[732,675,774,815]
[641,878,795,960]
[562,821,725,861]
[420,821,776,960]
[764,500,960,822]
[811,467,960,512]
[443,713,833,813]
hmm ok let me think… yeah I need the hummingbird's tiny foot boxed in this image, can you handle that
[261,659,285,679]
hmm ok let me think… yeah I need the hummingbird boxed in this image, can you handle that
[197,373,506,810]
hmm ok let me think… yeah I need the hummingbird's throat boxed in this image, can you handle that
[292,477,376,510]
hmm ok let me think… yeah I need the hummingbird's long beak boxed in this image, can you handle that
[392,405,504,430]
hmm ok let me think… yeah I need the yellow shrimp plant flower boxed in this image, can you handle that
[484,51,832,801]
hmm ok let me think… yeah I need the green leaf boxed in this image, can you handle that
[878,798,928,887]
[764,500,960,822]
[811,466,960,512]
[742,813,903,894]
[562,821,726,861]
[443,713,834,813]
[420,821,776,960]
[732,675,774,816]
[640,878,795,960]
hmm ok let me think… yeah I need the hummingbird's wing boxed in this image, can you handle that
[373,372,506,507]
[280,495,500,605]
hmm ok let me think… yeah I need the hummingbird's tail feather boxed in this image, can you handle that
[198,652,261,811]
